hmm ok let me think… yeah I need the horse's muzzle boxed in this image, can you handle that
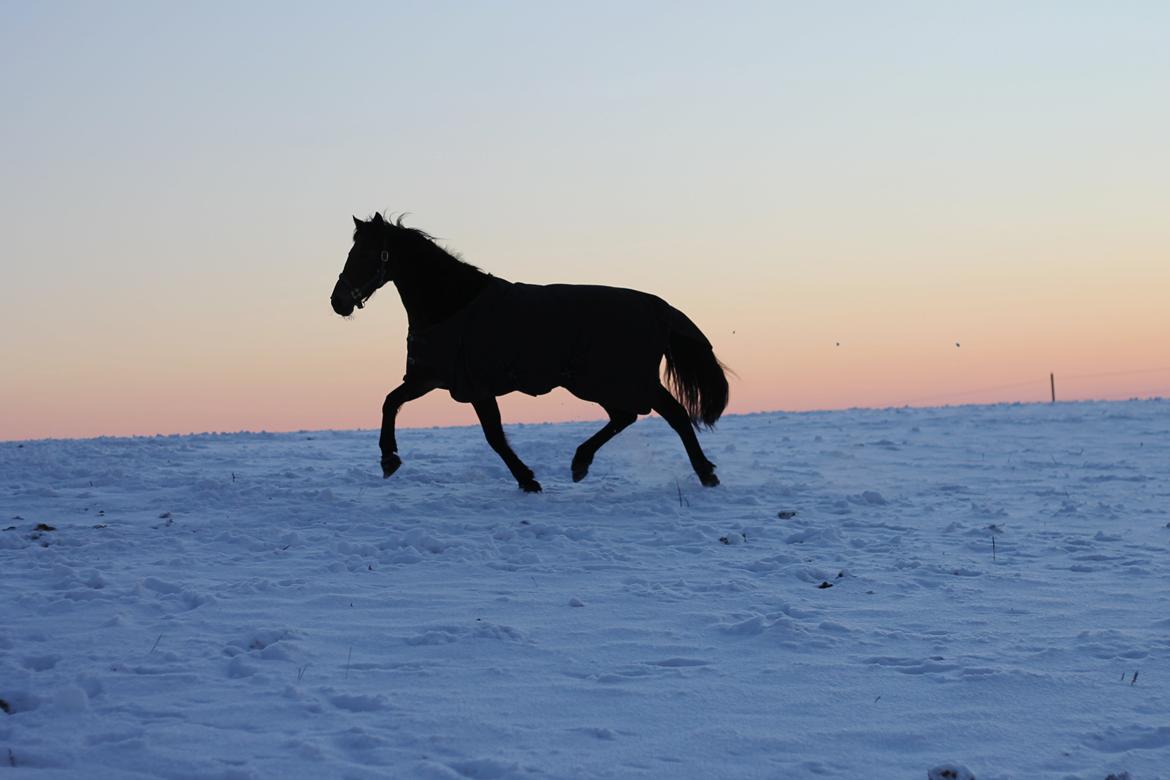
[330,279,355,316]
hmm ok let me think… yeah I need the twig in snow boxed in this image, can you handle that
[150,634,164,654]
[992,536,996,561]
[345,647,352,679]
[1131,671,1139,686]
[297,664,310,683]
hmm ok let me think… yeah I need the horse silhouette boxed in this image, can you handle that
[331,213,729,492]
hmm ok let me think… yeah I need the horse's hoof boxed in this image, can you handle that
[381,454,402,478]
[571,461,589,482]
[699,471,720,487]
[519,479,543,493]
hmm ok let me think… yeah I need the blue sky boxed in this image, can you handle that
[3,2,1169,437]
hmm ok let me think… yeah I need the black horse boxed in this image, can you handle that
[330,213,729,492]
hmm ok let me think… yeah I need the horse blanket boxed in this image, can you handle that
[404,278,703,414]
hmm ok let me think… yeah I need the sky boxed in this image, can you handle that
[2,1,1168,440]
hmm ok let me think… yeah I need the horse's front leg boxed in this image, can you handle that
[379,378,437,478]
[471,397,541,493]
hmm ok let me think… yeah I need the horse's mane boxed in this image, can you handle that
[361,213,492,327]
[361,213,484,275]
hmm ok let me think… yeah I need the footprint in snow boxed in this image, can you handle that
[928,766,975,780]
[573,726,617,740]
[21,655,60,672]
[1085,724,1170,752]
[646,658,711,668]
[328,692,390,712]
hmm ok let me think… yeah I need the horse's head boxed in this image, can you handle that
[331,212,399,316]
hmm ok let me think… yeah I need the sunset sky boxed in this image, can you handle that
[2,2,1168,440]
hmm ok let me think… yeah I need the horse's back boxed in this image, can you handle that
[461,281,673,411]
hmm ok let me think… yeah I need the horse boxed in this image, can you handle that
[330,213,730,492]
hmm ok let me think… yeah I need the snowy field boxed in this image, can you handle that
[2,400,1168,779]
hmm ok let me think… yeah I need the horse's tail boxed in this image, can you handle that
[663,309,730,429]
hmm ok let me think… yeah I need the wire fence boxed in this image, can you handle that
[902,366,1170,407]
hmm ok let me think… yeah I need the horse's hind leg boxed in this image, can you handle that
[571,406,637,482]
[651,384,719,487]
[472,397,542,493]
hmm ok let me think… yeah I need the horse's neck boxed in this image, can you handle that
[393,261,493,331]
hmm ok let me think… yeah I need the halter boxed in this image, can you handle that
[339,248,391,309]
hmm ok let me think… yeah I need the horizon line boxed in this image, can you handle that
[3,395,1166,445]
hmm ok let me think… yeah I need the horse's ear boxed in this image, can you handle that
[372,212,385,224]
[353,215,362,228]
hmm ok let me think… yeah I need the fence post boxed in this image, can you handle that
[1050,373,1055,403]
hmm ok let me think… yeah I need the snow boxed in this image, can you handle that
[2,400,1168,779]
